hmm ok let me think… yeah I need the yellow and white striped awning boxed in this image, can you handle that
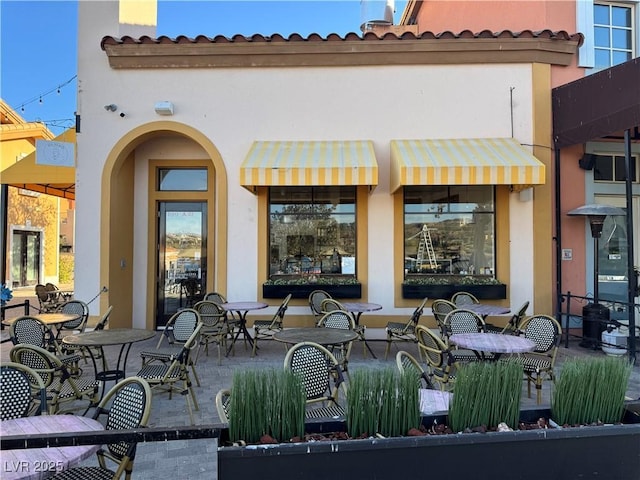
[390,138,545,192]
[240,140,378,192]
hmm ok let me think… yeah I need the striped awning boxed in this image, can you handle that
[390,138,545,192]
[240,140,378,192]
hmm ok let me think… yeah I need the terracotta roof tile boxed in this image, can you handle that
[101,29,583,49]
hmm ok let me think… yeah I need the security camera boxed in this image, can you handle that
[119,112,126,118]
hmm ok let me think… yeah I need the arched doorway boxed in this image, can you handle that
[100,122,228,329]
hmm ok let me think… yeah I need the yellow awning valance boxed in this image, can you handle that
[1,149,75,200]
[1,129,76,200]
[240,140,378,192]
[390,138,545,193]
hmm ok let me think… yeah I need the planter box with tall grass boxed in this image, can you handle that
[218,361,640,479]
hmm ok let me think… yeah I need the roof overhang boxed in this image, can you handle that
[552,57,640,149]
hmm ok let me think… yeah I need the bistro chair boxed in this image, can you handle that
[251,293,292,357]
[309,289,332,326]
[486,300,530,334]
[316,310,356,380]
[431,299,457,338]
[0,362,47,420]
[94,306,114,331]
[395,350,434,389]
[56,300,90,363]
[511,314,562,404]
[50,377,153,480]
[204,291,240,337]
[136,323,203,425]
[451,291,479,307]
[320,297,367,355]
[284,341,347,419]
[384,297,428,360]
[9,316,82,374]
[35,284,62,312]
[139,308,202,386]
[416,325,459,392]
[9,344,100,415]
[193,300,228,365]
[443,308,489,362]
[215,388,232,423]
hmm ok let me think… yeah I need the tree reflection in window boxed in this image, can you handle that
[269,186,356,279]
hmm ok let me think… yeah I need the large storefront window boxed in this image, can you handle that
[269,186,356,279]
[404,185,495,280]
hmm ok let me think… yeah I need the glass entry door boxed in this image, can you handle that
[11,230,41,287]
[156,202,207,327]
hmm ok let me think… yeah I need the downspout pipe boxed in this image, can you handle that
[554,148,563,331]
[624,129,636,363]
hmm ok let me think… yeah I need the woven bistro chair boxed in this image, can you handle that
[50,377,152,480]
[35,284,62,312]
[9,316,82,374]
[384,297,428,360]
[486,300,530,334]
[215,388,232,423]
[431,299,457,338]
[284,341,347,419]
[316,309,356,380]
[139,308,202,386]
[136,323,203,425]
[511,314,562,404]
[451,291,479,307]
[0,362,47,420]
[203,291,240,333]
[443,308,490,362]
[416,325,459,392]
[395,350,434,389]
[9,344,100,415]
[193,300,228,365]
[251,293,292,357]
[309,289,332,326]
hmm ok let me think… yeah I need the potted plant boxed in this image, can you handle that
[262,275,362,299]
[218,361,640,479]
[402,275,507,299]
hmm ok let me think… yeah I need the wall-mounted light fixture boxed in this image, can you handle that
[104,104,118,112]
[154,101,174,115]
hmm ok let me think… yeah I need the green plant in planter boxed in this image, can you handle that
[403,275,502,286]
[346,368,420,438]
[551,356,632,426]
[448,361,523,432]
[228,369,306,444]
[265,276,360,286]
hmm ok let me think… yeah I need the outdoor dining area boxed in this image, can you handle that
[1,289,639,479]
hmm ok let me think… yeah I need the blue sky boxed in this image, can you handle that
[1,1,406,135]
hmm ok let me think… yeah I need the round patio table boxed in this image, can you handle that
[63,328,155,397]
[449,332,536,360]
[273,328,358,347]
[220,301,268,356]
[340,302,382,358]
[2,415,103,480]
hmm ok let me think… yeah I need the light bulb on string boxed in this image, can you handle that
[39,97,43,104]
[57,87,61,95]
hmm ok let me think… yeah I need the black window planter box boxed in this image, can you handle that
[218,402,640,479]
[262,283,362,299]
[402,283,507,300]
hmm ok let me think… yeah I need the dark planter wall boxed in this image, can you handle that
[262,283,362,299]
[218,403,640,480]
[402,283,507,300]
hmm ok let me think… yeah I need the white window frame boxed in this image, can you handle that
[578,0,639,71]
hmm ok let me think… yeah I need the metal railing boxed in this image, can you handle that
[558,291,638,360]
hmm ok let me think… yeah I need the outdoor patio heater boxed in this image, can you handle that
[567,204,626,349]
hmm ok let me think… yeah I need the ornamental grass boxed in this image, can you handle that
[551,356,632,426]
[346,368,420,438]
[228,369,306,444]
[448,361,523,433]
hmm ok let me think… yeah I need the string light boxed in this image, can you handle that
[15,75,77,113]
